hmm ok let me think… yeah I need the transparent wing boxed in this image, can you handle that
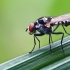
[45,13,70,27]
[51,13,70,23]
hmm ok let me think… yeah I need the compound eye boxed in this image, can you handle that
[29,23,34,32]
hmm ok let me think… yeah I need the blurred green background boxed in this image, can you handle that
[0,0,70,63]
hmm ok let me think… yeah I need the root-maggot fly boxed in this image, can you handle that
[26,13,70,54]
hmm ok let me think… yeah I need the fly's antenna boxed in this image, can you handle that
[25,26,29,32]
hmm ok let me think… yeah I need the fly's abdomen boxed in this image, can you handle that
[58,20,70,27]
[64,20,70,26]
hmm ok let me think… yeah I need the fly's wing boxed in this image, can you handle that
[51,13,70,23]
[45,13,70,27]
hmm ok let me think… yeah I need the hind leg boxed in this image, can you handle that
[62,25,70,35]
[52,31,65,54]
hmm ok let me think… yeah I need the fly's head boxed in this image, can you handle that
[25,23,35,35]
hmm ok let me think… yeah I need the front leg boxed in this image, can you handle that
[29,36,36,53]
[29,33,44,53]
[34,33,44,49]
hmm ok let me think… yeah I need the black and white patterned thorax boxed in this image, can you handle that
[34,17,52,29]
